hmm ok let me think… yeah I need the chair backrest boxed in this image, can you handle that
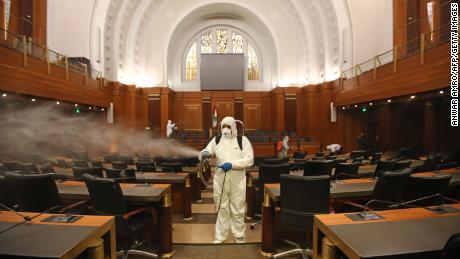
[84,176,127,215]
[72,159,89,168]
[4,172,61,212]
[304,160,334,176]
[370,152,382,165]
[90,160,103,168]
[112,161,128,169]
[350,150,366,159]
[394,160,411,170]
[259,163,290,184]
[136,161,156,172]
[371,169,412,203]
[280,174,330,231]
[293,152,307,159]
[40,163,56,174]
[72,167,103,179]
[0,177,16,208]
[422,156,442,172]
[106,168,136,183]
[312,156,325,161]
[334,163,359,179]
[289,160,306,171]
[437,162,458,171]
[2,161,19,171]
[374,160,397,177]
[17,163,39,174]
[440,233,460,259]
[403,174,451,206]
[263,157,289,165]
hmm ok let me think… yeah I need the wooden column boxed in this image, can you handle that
[146,91,161,134]
[124,85,136,129]
[110,82,121,125]
[284,93,297,133]
[160,88,172,137]
[271,88,285,132]
[32,0,46,46]
[0,0,5,30]
[202,97,211,136]
[423,100,439,153]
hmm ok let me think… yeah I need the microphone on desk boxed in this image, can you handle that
[363,193,442,210]
[0,203,67,235]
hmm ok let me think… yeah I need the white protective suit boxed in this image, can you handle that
[278,136,290,159]
[166,120,176,138]
[327,144,341,153]
[200,117,254,243]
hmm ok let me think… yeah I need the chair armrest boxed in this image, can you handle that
[123,207,157,223]
[342,201,372,211]
[58,200,89,213]
[443,196,460,204]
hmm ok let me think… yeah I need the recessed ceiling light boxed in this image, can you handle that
[74,104,78,107]
[56,101,60,105]
[101,108,105,111]
[89,107,92,110]
[354,104,358,108]
[410,95,416,99]
[31,98,36,102]
[369,102,373,106]
[387,99,392,103]
[2,93,6,97]
[342,107,346,110]
[439,90,444,94]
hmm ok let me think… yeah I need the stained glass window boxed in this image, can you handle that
[201,31,212,53]
[185,42,197,80]
[183,27,260,81]
[216,29,228,53]
[232,32,243,53]
[247,42,259,80]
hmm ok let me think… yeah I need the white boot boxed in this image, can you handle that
[235,237,246,243]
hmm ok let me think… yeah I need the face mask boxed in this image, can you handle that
[222,128,231,138]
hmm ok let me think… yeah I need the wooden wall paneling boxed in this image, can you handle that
[183,104,202,130]
[147,93,161,133]
[243,104,261,130]
[406,0,420,51]
[212,102,234,120]
[234,97,243,121]
[284,94,296,133]
[270,88,284,132]
[124,85,136,128]
[394,0,407,52]
[159,87,172,137]
[202,97,211,134]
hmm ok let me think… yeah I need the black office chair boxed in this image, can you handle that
[73,151,89,161]
[350,150,366,160]
[393,160,411,171]
[72,167,103,179]
[440,233,460,259]
[106,168,136,183]
[17,162,39,174]
[90,160,104,168]
[293,152,307,159]
[0,176,16,208]
[159,162,182,173]
[403,174,452,207]
[40,163,56,174]
[437,162,458,171]
[250,163,290,230]
[84,176,158,258]
[304,160,334,176]
[72,159,89,168]
[273,175,331,259]
[422,155,442,171]
[334,163,360,180]
[2,161,19,171]
[341,169,412,211]
[136,161,157,172]
[263,157,289,165]
[370,152,382,165]
[315,152,325,157]
[4,172,87,213]
[112,161,128,169]
[373,160,396,178]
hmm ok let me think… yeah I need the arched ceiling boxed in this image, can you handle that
[94,0,352,90]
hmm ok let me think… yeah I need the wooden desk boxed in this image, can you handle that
[136,172,193,220]
[183,166,205,202]
[0,211,115,259]
[57,181,174,257]
[313,204,460,259]
[258,168,460,256]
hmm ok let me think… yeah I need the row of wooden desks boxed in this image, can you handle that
[313,204,460,259]
[0,211,116,259]
[257,168,460,256]
[57,181,174,257]
[55,167,196,219]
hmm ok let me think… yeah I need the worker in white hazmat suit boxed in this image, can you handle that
[199,117,254,243]
[166,120,177,138]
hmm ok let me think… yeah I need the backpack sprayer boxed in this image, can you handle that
[199,120,244,214]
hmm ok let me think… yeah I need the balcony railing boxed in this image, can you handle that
[341,24,451,85]
[0,28,102,86]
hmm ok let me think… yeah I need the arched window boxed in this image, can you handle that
[184,27,261,81]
